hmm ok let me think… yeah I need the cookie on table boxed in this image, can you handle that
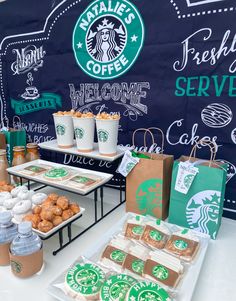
[100,236,131,271]
[165,229,200,261]
[143,250,184,288]
[100,274,137,301]
[65,263,106,300]
[124,215,145,240]
[141,219,171,249]
[122,244,149,277]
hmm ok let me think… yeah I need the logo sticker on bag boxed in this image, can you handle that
[136,178,163,216]
[186,190,221,239]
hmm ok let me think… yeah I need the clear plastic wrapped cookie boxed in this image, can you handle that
[164,229,200,261]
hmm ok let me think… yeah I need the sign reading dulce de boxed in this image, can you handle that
[73,0,144,80]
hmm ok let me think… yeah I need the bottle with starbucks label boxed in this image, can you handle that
[0,211,18,265]
[10,222,43,278]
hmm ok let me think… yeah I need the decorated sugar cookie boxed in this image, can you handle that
[143,251,184,288]
[165,229,199,261]
[124,215,145,240]
[44,168,69,181]
[141,219,171,249]
[127,281,171,301]
[100,274,137,301]
[65,263,106,300]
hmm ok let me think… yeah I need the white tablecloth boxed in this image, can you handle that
[0,188,236,301]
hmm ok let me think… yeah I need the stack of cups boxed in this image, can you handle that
[53,111,74,148]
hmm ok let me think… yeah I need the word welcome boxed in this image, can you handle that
[69,82,149,114]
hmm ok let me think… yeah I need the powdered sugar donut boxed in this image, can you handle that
[18,190,35,201]
[3,197,21,210]
[13,200,32,215]
[32,193,47,205]
[11,186,28,198]
[13,200,32,223]
[201,103,233,128]
[0,192,12,206]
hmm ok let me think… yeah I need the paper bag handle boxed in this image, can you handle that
[132,128,155,148]
[144,127,165,153]
[189,140,217,167]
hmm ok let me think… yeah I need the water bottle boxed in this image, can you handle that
[0,211,18,265]
[10,222,43,278]
[10,221,42,256]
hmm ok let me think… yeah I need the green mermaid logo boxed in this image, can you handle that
[135,179,163,216]
[56,124,66,136]
[75,127,84,139]
[186,190,221,239]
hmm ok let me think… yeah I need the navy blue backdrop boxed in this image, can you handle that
[0,0,235,219]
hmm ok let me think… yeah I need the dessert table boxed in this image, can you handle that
[0,187,236,301]
[7,160,114,255]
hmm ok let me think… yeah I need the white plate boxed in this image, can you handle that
[38,140,129,162]
[47,213,210,301]
[7,159,113,195]
[33,207,85,239]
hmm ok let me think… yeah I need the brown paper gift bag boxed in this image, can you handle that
[0,133,6,149]
[126,128,174,220]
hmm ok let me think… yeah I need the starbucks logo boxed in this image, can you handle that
[184,174,195,189]
[75,127,84,139]
[132,225,144,236]
[110,282,130,300]
[73,0,145,79]
[153,265,169,281]
[77,269,98,286]
[135,178,163,216]
[126,162,136,174]
[174,240,188,251]
[186,190,221,239]
[11,260,22,274]
[149,230,163,241]
[110,250,126,263]
[98,129,109,142]
[131,259,144,275]
[56,124,66,136]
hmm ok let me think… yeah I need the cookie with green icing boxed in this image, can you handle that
[127,281,172,301]
[100,274,137,301]
[44,168,69,181]
[65,263,106,300]
[165,229,199,261]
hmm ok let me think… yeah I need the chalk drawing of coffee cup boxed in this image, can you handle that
[201,103,233,128]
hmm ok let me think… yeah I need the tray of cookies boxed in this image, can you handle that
[47,213,210,301]
[7,159,113,195]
